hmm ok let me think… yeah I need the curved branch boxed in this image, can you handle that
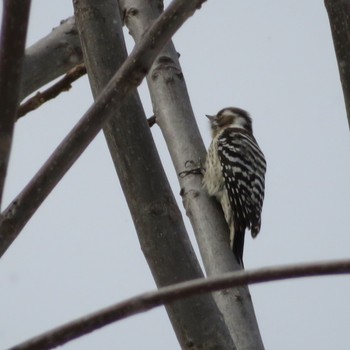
[9,258,350,350]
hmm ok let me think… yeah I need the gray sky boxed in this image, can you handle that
[1,1,350,349]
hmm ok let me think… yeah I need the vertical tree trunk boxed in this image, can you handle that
[0,0,31,207]
[73,0,235,348]
[119,1,265,348]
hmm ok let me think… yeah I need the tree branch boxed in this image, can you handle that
[0,0,31,208]
[119,1,264,348]
[73,0,233,348]
[325,0,350,129]
[8,258,350,350]
[20,17,84,101]
[0,0,206,254]
[18,64,86,119]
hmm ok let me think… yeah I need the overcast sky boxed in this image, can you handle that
[1,1,350,349]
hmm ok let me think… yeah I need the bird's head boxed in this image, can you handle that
[206,107,253,137]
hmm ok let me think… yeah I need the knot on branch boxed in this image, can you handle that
[151,56,183,83]
[127,7,138,17]
[122,7,139,25]
[178,160,204,179]
[143,196,180,224]
[1,200,18,221]
[59,17,77,34]
[180,188,200,200]
[155,0,164,12]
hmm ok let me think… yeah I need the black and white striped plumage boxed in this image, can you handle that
[203,107,266,265]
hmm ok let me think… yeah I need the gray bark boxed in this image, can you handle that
[119,0,265,349]
[0,0,205,256]
[20,17,83,101]
[0,1,31,208]
[73,0,234,348]
[325,0,350,129]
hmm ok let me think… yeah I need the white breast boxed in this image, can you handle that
[203,137,225,200]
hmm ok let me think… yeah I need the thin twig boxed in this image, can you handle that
[8,258,350,350]
[0,0,207,257]
[0,0,31,208]
[17,64,87,119]
[21,17,83,101]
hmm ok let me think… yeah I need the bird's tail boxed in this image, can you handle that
[222,196,245,267]
[233,230,245,267]
[229,221,245,268]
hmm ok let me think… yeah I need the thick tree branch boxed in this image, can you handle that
[18,63,156,125]
[119,1,264,348]
[73,1,233,348]
[325,0,350,129]
[20,17,83,101]
[0,0,206,253]
[8,258,350,350]
[0,0,31,208]
[18,64,86,119]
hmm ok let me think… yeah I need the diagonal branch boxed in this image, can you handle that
[325,0,350,129]
[73,0,233,348]
[18,61,154,126]
[18,64,86,119]
[20,17,83,101]
[0,0,206,254]
[8,258,350,350]
[0,0,31,209]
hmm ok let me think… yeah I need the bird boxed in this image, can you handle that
[202,107,266,265]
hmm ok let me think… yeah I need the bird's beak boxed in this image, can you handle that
[205,114,215,121]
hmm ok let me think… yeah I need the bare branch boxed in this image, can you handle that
[73,0,233,348]
[20,17,83,101]
[0,0,31,208]
[18,64,86,119]
[147,115,156,127]
[325,0,350,129]
[9,258,350,350]
[119,0,264,348]
[0,0,206,253]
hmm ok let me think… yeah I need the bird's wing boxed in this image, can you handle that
[217,128,266,237]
